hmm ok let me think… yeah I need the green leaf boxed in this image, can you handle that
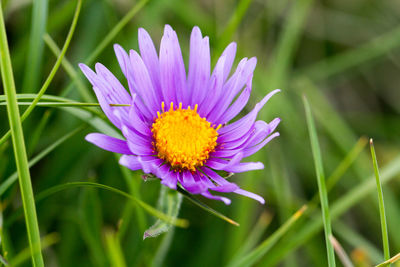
[143,186,183,239]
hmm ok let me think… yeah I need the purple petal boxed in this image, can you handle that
[198,55,226,117]
[188,27,210,106]
[79,63,125,129]
[206,153,243,170]
[179,171,208,194]
[138,28,162,100]
[234,188,265,204]
[201,191,231,205]
[218,89,281,141]
[160,170,178,190]
[119,155,141,170]
[159,25,187,105]
[243,132,280,157]
[224,161,264,173]
[122,126,154,156]
[218,42,237,83]
[113,44,131,84]
[137,156,163,173]
[129,49,160,113]
[208,58,257,123]
[211,75,252,124]
[85,133,132,154]
[201,168,239,192]
[214,119,280,158]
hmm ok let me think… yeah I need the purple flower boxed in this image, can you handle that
[79,25,280,205]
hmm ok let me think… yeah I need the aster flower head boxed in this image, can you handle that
[79,25,280,205]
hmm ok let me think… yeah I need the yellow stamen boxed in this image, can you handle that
[151,102,219,171]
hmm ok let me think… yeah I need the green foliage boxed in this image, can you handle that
[1,0,400,266]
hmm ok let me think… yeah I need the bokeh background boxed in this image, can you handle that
[1,0,400,266]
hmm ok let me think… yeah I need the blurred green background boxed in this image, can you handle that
[1,0,400,266]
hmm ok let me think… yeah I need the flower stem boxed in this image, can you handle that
[0,3,43,266]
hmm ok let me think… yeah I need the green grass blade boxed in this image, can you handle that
[215,0,253,55]
[227,205,307,267]
[104,229,127,267]
[43,33,94,102]
[84,0,149,65]
[376,252,400,267]
[0,0,82,147]
[21,0,48,93]
[0,3,44,265]
[0,126,85,196]
[370,139,390,261]
[0,101,100,107]
[303,95,336,267]
[35,182,189,228]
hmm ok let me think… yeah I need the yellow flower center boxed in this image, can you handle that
[151,102,220,171]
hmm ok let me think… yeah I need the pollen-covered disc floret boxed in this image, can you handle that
[152,102,220,171]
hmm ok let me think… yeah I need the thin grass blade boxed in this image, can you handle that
[376,252,400,267]
[370,139,390,261]
[22,0,48,93]
[0,3,44,265]
[303,95,336,267]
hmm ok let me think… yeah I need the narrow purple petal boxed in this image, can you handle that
[122,126,154,156]
[208,58,257,123]
[138,28,162,100]
[79,63,124,128]
[188,27,210,106]
[85,133,132,154]
[113,44,131,83]
[129,49,160,112]
[94,63,132,104]
[234,188,265,204]
[137,156,163,173]
[218,42,237,83]
[201,191,231,205]
[179,171,207,194]
[243,132,280,157]
[159,25,186,105]
[211,75,252,124]
[160,170,178,190]
[224,161,264,173]
[119,155,141,170]
[201,168,239,192]
[198,55,226,117]
[206,153,243,170]
[218,89,281,141]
